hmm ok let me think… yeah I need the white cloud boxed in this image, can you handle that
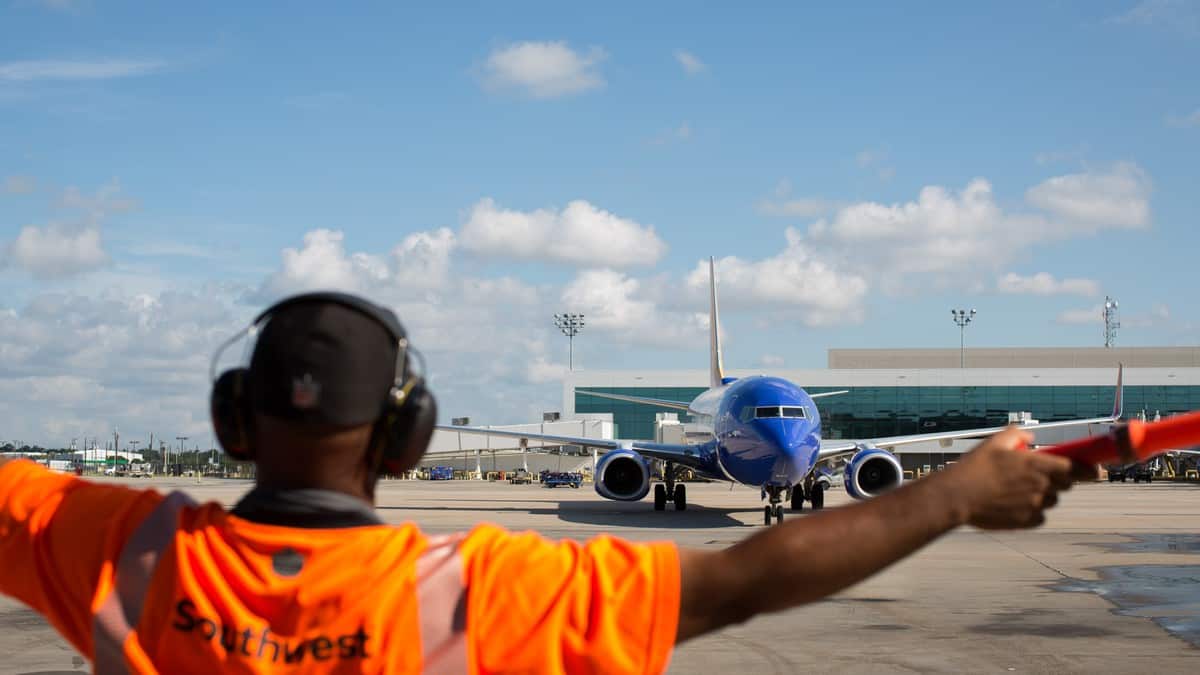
[760,354,784,367]
[481,41,606,98]
[808,178,1015,279]
[997,272,1099,296]
[526,356,568,384]
[686,230,869,326]
[803,163,1152,290]
[4,224,108,279]
[259,229,373,297]
[391,227,458,289]
[460,198,666,267]
[0,287,249,444]
[674,49,706,75]
[3,175,36,194]
[0,59,165,82]
[560,268,707,347]
[1025,162,1150,229]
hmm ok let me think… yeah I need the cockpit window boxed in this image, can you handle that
[743,405,809,420]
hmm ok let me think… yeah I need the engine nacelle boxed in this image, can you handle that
[844,446,903,500]
[594,450,651,501]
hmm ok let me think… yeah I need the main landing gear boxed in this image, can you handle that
[767,478,829,525]
[653,462,687,511]
[788,477,827,513]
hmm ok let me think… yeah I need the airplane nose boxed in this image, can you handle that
[758,419,805,459]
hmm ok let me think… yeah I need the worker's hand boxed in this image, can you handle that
[946,427,1087,530]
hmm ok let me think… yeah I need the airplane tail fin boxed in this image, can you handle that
[1111,363,1124,420]
[709,256,726,388]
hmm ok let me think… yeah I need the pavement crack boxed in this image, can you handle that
[982,533,1073,579]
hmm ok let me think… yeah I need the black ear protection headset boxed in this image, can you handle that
[209,292,438,474]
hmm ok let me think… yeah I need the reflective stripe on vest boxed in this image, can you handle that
[92,494,471,674]
[416,533,469,674]
[93,491,196,675]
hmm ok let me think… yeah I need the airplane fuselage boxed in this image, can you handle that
[685,376,822,490]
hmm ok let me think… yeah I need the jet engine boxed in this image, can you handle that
[594,450,651,501]
[844,446,904,500]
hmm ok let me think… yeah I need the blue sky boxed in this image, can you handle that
[1,1,1197,446]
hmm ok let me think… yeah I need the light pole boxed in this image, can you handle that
[176,436,188,476]
[951,309,976,368]
[553,313,585,371]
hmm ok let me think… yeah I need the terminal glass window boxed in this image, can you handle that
[576,385,1200,441]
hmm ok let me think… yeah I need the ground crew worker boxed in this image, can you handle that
[0,292,1094,673]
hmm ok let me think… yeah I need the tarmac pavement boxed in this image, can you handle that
[1,476,1197,674]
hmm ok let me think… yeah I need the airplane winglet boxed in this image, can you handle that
[709,256,725,389]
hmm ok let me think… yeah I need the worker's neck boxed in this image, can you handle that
[254,468,374,505]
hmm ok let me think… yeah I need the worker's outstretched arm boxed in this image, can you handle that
[676,428,1094,642]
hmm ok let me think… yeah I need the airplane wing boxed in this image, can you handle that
[626,441,712,473]
[434,425,620,450]
[433,425,712,472]
[810,390,849,399]
[817,364,1124,461]
[576,390,692,412]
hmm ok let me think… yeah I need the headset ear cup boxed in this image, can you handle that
[380,383,437,475]
[211,368,254,461]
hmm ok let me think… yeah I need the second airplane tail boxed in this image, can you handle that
[709,256,725,389]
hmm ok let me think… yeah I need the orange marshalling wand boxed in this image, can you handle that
[1038,410,1200,465]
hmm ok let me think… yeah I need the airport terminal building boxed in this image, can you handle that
[564,346,1200,471]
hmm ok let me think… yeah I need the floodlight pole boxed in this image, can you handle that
[951,309,976,369]
[176,436,188,475]
[553,313,586,371]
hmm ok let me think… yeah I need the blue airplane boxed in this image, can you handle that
[438,258,1123,525]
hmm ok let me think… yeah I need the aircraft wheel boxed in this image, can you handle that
[773,505,784,523]
[654,484,667,511]
[673,483,687,511]
[1146,475,1153,483]
[1121,476,1127,482]
[1108,475,1115,483]
[810,483,826,510]
[764,505,773,525]
[790,488,804,511]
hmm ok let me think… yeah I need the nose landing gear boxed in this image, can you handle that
[764,485,785,525]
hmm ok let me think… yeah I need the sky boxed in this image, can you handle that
[1,0,1198,447]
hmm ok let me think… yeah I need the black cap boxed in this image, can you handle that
[248,297,400,427]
